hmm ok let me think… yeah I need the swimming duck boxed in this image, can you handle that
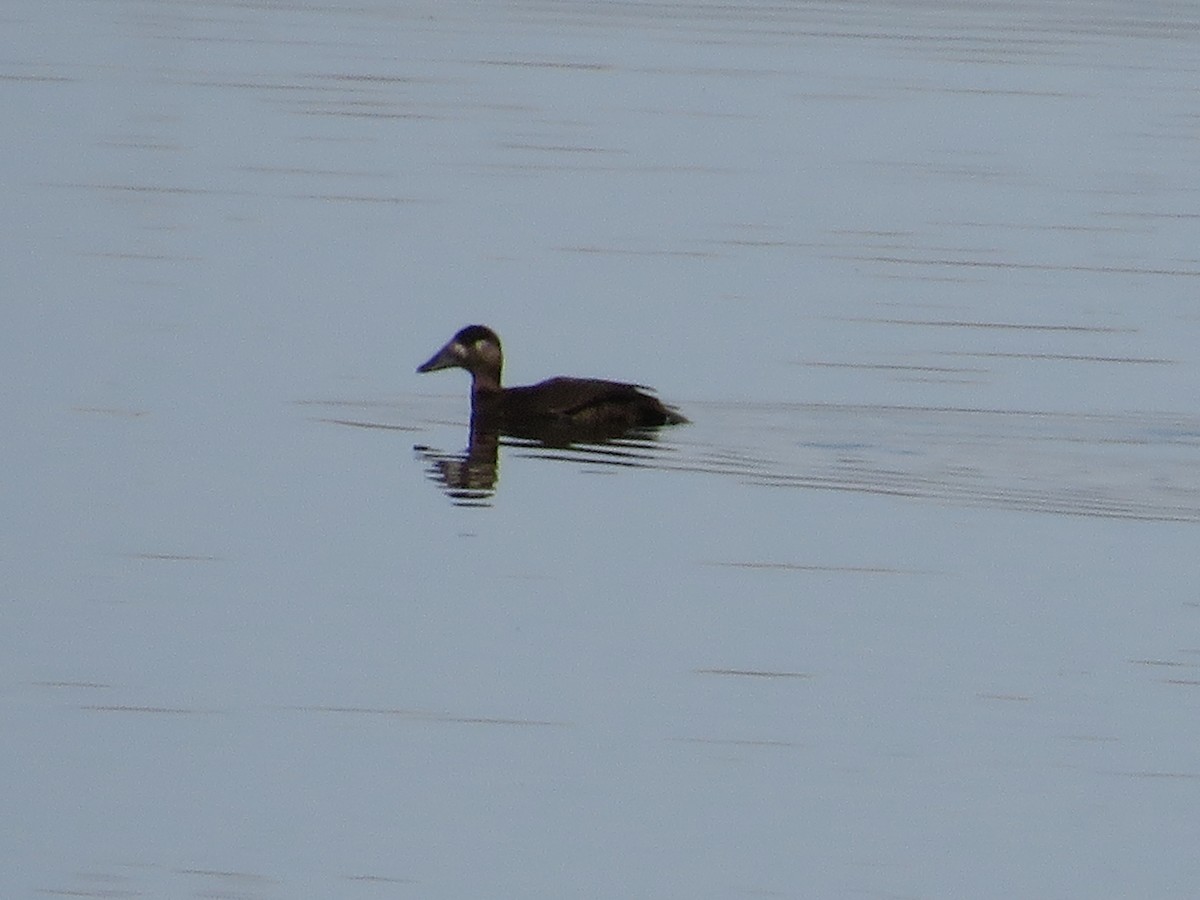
[417,325,688,435]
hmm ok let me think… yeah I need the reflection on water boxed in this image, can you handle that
[415,419,677,506]
[416,426,501,506]
[328,396,1200,521]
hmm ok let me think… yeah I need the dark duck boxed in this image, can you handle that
[418,325,688,438]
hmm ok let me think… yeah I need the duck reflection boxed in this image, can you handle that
[415,406,683,505]
[416,325,688,505]
[414,421,501,506]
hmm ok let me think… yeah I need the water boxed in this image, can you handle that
[4,1,1200,897]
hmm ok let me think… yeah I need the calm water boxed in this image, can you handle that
[4,1,1200,897]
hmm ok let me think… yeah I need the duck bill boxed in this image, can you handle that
[416,341,462,373]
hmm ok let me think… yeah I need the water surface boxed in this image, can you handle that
[4,1,1200,898]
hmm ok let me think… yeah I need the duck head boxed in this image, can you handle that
[417,325,503,391]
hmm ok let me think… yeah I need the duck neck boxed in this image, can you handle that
[469,368,503,416]
[470,368,502,395]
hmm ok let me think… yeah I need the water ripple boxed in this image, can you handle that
[323,397,1200,521]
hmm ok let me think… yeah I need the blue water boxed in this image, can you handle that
[4,1,1199,897]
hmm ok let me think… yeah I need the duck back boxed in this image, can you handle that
[496,377,686,428]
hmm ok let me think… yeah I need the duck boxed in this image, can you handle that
[417,325,688,436]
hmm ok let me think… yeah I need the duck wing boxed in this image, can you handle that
[506,378,687,426]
